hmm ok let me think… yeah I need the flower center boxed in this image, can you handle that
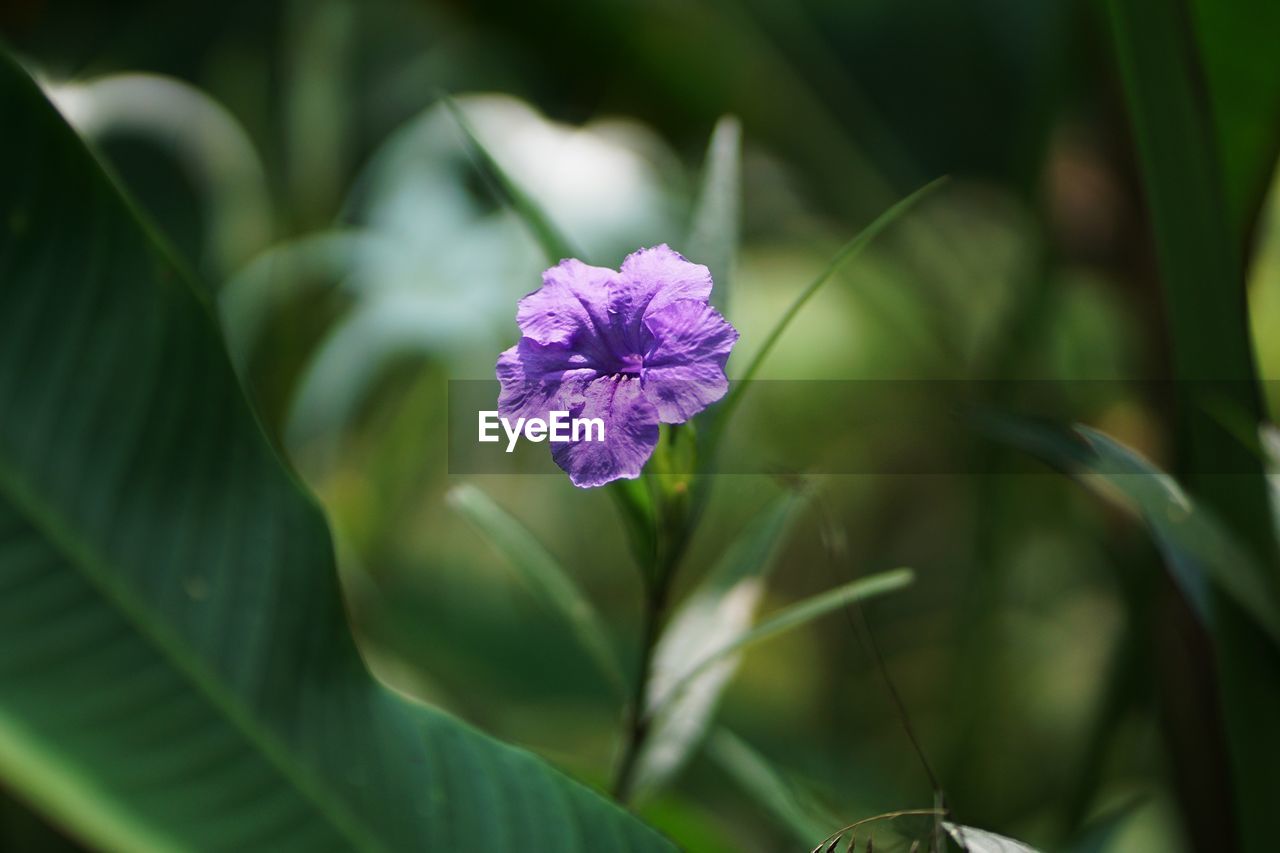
[617,353,644,377]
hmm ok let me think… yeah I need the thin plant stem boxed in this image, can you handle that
[809,808,947,852]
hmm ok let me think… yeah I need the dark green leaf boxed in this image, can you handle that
[1064,799,1142,853]
[1109,3,1280,844]
[0,52,670,852]
[706,728,839,843]
[1188,0,1280,235]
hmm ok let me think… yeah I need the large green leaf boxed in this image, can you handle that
[0,52,671,852]
[1188,0,1280,236]
[1108,2,1280,848]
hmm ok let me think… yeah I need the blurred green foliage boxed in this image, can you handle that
[2,0,1278,850]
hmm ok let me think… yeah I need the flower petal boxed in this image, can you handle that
[496,338,597,422]
[610,245,713,346]
[516,259,624,368]
[551,375,660,488]
[640,299,738,423]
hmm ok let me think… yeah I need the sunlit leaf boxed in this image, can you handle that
[0,52,671,852]
[944,822,1042,853]
[448,484,627,695]
[687,115,741,316]
[626,489,808,800]
[442,95,581,264]
[653,569,914,716]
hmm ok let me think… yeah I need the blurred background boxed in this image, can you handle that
[3,0,1278,850]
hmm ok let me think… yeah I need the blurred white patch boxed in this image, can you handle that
[259,94,681,459]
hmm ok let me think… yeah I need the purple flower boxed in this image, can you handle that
[497,245,738,487]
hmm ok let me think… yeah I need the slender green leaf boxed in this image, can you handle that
[654,569,914,716]
[686,116,741,316]
[627,489,808,800]
[441,95,581,264]
[1108,0,1276,562]
[447,484,627,695]
[718,177,946,422]
[706,729,839,844]
[990,417,1280,648]
[944,822,1042,853]
[1065,799,1143,853]
[0,53,671,852]
[1104,8,1280,841]
[1075,427,1280,645]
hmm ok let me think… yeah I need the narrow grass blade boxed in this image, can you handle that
[687,115,742,316]
[627,488,809,800]
[1075,426,1280,645]
[719,177,946,422]
[0,53,669,852]
[448,484,627,694]
[706,728,839,843]
[441,96,581,264]
[1064,799,1143,853]
[654,568,914,715]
